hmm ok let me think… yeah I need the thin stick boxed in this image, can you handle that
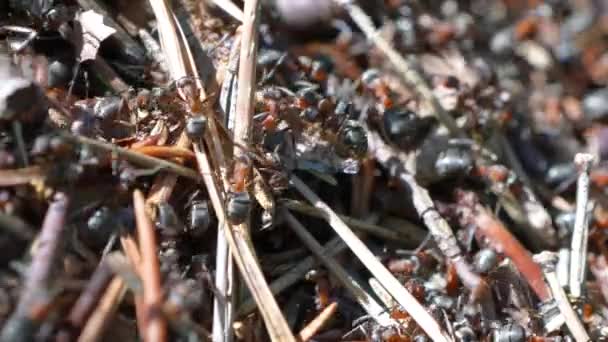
[194,145,296,342]
[57,261,113,341]
[77,277,127,342]
[369,132,488,306]
[298,302,338,342]
[283,200,426,245]
[120,234,146,337]
[133,190,167,342]
[290,176,451,342]
[283,210,394,326]
[222,1,295,340]
[1,193,69,341]
[570,153,594,299]
[212,34,241,342]
[60,133,201,181]
[337,0,463,138]
[238,236,346,316]
[535,252,590,342]
[209,0,244,22]
[130,145,196,161]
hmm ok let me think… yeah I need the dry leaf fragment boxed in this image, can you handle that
[76,10,116,62]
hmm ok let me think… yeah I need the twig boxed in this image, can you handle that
[1,192,69,342]
[370,132,489,308]
[535,252,590,342]
[570,153,594,299]
[77,277,127,342]
[238,236,346,316]
[57,261,113,342]
[212,36,241,342]
[298,302,338,342]
[194,144,296,342]
[220,1,296,340]
[130,145,196,161]
[290,175,451,342]
[337,0,463,138]
[283,210,394,326]
[60,132,201,181]
[209,0,244,22]
[120,234,146,338]
[283,200,426,245]
[475,207,551,301]
[133,190,167,342]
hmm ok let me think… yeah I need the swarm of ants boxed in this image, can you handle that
[1,0,608,341]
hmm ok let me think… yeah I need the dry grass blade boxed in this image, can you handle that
[1,193,69,341]
[77,277,127,342]
[57,261,113,341]
[535,252,590,342]
[570,153,594,299]
[290,176,451,342]
[283,210,394,326]
[209,0,244,22]
[147,0,188,80]
[61,133,201,181]
[298,302,338,342]
[120,234,146,337]
[215,0,296,340]
[211,34,241,342]
[194,144,296,342]
[133,190,167,342]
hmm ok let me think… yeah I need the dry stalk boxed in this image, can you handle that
[298,302,338,342]
[120,234,146,337]
[60,133,201,181]
[290,176,451,342]
[209,0,244,22]
[57,261,113,341]
[535,252,590,342]
[212,33,241,342]
[130,145,196,161]
[77,277,127,342]
[194,143,296,341]
[133,190,167,342]
[283,210,394,326]
[570,153,594,299]
[369,132,490,311]
[1,192,69,341]
[204,0,296,339]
